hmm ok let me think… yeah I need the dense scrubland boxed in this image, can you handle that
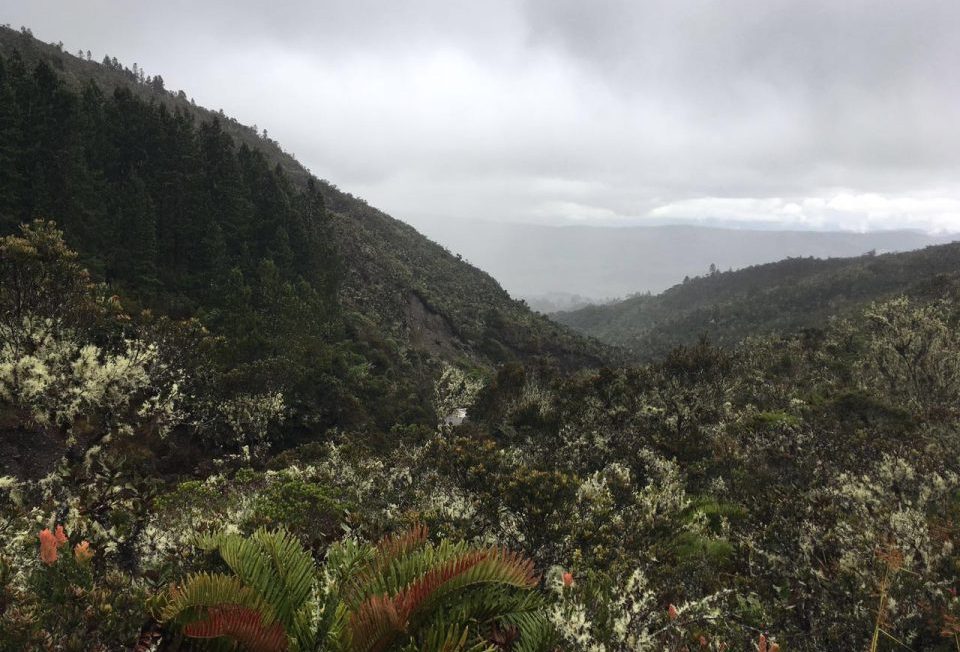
[2,28,960,652]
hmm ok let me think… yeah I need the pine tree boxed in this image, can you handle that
[0,55,25,233]
[110,172,158,289]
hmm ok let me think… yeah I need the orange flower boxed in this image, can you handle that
[38,528,59,565]
[74,540,94,564]
[668,603,679,620]
[770,643,780,652]
[38,525,70,565]
[758,633,767,652]
[562,572,574,587]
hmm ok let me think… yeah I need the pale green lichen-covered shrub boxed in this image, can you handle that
[0,317,185,439]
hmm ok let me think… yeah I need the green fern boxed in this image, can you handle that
[162,572,274,625]
[335,527,550,652]
[412,622,490,652]
[163,528,317,651]
[217,528,316,629]
[164,524,555,652]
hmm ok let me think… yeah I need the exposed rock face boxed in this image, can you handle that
[403,291,465,359]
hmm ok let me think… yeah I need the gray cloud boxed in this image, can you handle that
[7,1,960,231]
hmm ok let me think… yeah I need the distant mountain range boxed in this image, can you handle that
[553,241,960,360]
[406,217,955,306]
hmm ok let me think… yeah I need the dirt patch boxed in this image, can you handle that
[0,418,66,480]
[403,291,465,359]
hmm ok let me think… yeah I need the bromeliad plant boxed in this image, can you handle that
[161,524,555,652]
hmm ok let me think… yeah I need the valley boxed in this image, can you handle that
[1,23,959,652]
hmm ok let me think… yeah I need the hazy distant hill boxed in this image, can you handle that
[524,292,613,314]
[409,218,953,303]
[553,242,960,360]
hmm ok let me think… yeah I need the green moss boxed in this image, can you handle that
[688,496,747,529]
[671,531,735,569]
[751,410,801,427]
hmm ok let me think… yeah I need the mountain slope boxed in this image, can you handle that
[554,242,960,360]
[0,26,608,371]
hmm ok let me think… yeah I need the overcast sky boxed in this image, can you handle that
[8,1,960,232]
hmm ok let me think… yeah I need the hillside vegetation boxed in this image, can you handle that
[0,27,609,448]
[3,27,960,652]
[6,220,960,649]
[0,25,607,368]
[555,243,960,360]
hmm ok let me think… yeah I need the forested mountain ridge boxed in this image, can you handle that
[0,26,608,371]
[555,241,960,359]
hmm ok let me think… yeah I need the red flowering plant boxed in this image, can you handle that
[31,525,94,599]
[0,511,150,652]
[11,524,100,645]
[37,525,68,565]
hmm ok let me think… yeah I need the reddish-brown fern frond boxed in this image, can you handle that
[348,546,538,652]
[394,546,537,617]
[347,594,406,652]
[184,605,288,652]
[484,547,539,587]
[346,523,431,604]
[374,523,430,565]
[392,550,488,617]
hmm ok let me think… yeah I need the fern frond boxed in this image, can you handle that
[168,526,546,652]
[161,572,272,624]
[431,588,555,652]
[347,593,406,652]
[348,546,538,652]
[164,531,316,651]
[184,605,288,652]
[497,608,558,652]
[443,583,545,620]
[345,525,432,604]
[307,586,350,652]
[418,622,491,652]
[374,523,429,566]
[431,586,548,629]
[324,537,376,597]
[250,528,317,624]
[348,538,471,606]
[288,601,317,652]
[215,528,316,628]
[193,530,227,551]
[397,546,538,619]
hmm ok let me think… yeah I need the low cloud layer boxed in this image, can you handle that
[9,1,960,231]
